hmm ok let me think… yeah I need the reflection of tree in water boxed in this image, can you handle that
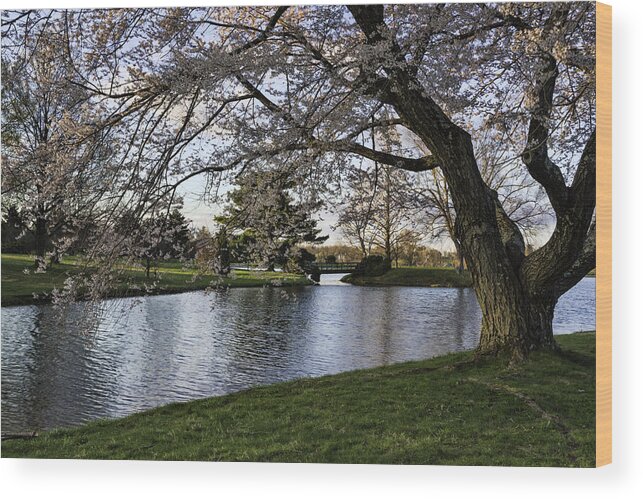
[3,302,115,433]
[1,307,39,433]
[449,288,479,351]
[143,297,181,358]
[419,288,481,356]
[130,296,184,404]
[213,287,311,388]
[317,286,397,369]
[349,287,482,362]
[364,288,396,365]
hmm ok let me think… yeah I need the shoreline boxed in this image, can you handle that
[341,267,596,287]
[1,278,314,308]
[341,267,473,288]
[2,332,596,465]
[1,253,313,307]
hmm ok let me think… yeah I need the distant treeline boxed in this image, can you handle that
[301,244,461,268]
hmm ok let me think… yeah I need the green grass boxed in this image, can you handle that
[342,266,473,287]
[2,332,596,466]
[1,253,311,306]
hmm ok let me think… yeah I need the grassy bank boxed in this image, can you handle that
[2,332,596,466]
[341,266,595,286]
[1,253,311,306]
[342,266,473,287]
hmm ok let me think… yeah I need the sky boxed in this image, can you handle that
[178,175,347,245]
[176,173,550,252]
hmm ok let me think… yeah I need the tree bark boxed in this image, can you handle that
[476,282,557,357]
[348,4,595,359]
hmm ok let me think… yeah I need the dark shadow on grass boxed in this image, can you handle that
[554,349,595,369]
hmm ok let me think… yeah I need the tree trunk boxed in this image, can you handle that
[457,252,464,274]
[359,237,368,259]
[383,69,549,357]
[34,216,48,268]
[346,6,595,358]
[475,281,558,358]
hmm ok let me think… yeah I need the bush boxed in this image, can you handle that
[355,255,391,277]
[285,247,316,273]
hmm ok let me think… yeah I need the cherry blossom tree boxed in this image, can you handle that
[1,3,596,358]
[1,22,118,267]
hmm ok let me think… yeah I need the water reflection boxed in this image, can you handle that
[1,278,595,433]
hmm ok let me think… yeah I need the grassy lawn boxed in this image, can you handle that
[1,253,311,306]
[342,266,473,287]
[2,332,596,466]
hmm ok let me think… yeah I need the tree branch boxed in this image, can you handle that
[329,140,440,172]
[230,6,289,56]
[520,55,569,214]
[520,5,572,215]
[552,220,595,296]
[522,130,595,293]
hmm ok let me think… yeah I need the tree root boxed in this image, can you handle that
[467,377,579,462]
[1,431,39,441]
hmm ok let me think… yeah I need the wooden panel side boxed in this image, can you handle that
[596,1,612,468]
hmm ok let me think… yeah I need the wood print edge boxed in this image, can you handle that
[596,0,612,468]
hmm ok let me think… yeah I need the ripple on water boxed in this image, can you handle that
[1,278,595,433]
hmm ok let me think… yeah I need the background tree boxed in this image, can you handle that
[116,207,192,277]
[338,163,419,264]
[369,165,420,266]
[212,227,231,275]
[216,171,328,270]
[157,209,192,261]
[395,230,425,267]
[1,204,32,253]
[1,24,117,267]
[337,167,378,258]
[193,226,216,271]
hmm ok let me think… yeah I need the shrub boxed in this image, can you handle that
[355,255,391,277]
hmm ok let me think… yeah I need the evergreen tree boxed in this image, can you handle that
[216,172,328,270]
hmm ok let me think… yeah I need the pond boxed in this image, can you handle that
[1,276,595,434]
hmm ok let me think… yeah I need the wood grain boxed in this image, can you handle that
[596,1,612,468]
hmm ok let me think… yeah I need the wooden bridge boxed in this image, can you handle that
[229,262,359,274]
[302,262,359,275]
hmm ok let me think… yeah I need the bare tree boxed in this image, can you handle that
[337,167,378,258]
[339,163,419,265]
[417,130,552,272]
[338,118,421,263]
